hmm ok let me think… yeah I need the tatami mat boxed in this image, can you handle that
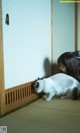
[0,98,80,133]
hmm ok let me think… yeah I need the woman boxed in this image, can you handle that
[57,52,80,82]
[57,52,80,100]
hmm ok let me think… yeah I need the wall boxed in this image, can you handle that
[2,0,79,89]
[52,0,75,63]
[2,0,51,89]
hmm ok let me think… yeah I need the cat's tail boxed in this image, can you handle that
[71,87,79,100]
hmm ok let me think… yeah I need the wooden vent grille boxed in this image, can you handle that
[5,85,34,105]
[5,81,39,113]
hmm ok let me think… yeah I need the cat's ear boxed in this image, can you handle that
[35,77,40,82]
[38,77,40,80]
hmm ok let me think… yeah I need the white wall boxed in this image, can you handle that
[2,0,51,89]
[52,0,75,63]
[78,3,80,49]
[2,0,78,89]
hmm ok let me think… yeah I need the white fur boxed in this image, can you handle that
[35,73,80,101]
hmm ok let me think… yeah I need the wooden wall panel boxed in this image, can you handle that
[0,0,6,116]
[75,3,78,50]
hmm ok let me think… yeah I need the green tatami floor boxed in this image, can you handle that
[0,98,80,133]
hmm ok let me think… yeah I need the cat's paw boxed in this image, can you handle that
[42,95,47,99]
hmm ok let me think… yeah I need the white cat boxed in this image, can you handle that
[33,73,80,101]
